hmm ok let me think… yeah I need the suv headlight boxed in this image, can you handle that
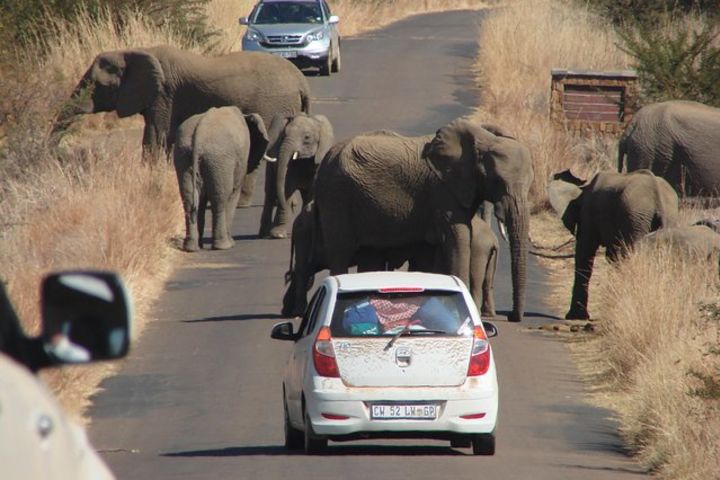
[245,29,263,42]
[306,29,325,42]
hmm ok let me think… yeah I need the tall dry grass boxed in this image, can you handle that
[474,0,631,208]
[476,2,720,478]
[597,245,720,479]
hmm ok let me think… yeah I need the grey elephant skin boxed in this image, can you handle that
[261,113,334,239]
[282,203,498,319]
[548,169,679,320]
[57,45,310,203]
[312,118,532,322]
[618,100,720,197]
[640,224,720,259]
[173,107,269,251]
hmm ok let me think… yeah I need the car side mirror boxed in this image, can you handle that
[41,271,132,364]
[328,15,339,24]
[239,16,249,25]
[482,321,498,338]
[271,321,296,341]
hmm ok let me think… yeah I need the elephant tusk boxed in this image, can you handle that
[263,154,277,163]
[292,151,299,160]
[498,220,509,242]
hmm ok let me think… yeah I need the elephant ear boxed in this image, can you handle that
[266,114,292,159]
[547,170,585,235]
[245,113,270,174]
[313,114,334,165]
[116,50,164,118]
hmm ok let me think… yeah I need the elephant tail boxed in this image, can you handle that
[190,121,204,216]
[300,87,311,115]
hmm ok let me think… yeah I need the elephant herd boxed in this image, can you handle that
[56,45,720,323]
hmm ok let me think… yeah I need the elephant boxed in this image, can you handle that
[55,45,310,203]
[260,113,334,239]
[618,100,720,197]
[281,202,498,319]
[173,106,269,251]
[547,169,679,320]
[640,223,720,260]
[312,117,532,322]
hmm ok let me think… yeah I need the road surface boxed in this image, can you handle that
[89,10,645,479]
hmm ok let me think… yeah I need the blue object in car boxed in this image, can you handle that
[343,301,379,335]
[413,298,457,332]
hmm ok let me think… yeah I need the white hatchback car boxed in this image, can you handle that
[271,271,499,455]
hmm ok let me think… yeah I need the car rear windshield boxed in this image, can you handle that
[330,290,473,337]
[253,2,323,24]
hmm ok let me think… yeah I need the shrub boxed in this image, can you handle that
[618,16,720,106]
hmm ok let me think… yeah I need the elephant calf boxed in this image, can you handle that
[640,223,720,260]
[282,203,499,319]
[260,113,334,239]
[174,107,269,251]
[547,169,679,320]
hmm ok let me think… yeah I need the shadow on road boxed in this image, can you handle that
[494,310,562,321]
[162,444,467,457]
[182,313,284,323]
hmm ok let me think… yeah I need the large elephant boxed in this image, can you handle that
[55,45,310,202]
[312,118,532,322]
[547,169,679,320]
[282,203,498,319]
[173,107,269,251]
[618,100,720,197]
[260,113,334,238]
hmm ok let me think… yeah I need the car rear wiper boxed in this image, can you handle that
[384,325,446,351]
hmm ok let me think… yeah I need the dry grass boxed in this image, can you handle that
[472,0,631,208]
[476,2,720,478]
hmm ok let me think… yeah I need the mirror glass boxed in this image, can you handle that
[41,271,132,363]
[482,321,498,338]
[271,322,295,340]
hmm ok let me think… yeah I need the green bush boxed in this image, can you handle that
[587,0,720,25]
[619,20,720,106]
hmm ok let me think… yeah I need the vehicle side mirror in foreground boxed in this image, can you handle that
[482,321,498,338]
[328,15,339,24]
[271,321,295,341]
[239,16,249,25]
[41,271,132,364]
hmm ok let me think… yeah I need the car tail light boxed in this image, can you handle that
[313,326,340,377]
[467,325,491,376]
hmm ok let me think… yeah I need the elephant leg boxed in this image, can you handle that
[443,223,472,286]
[210,196,234,250]
[238,167,258,208]
[196,190,208,251]
[259,163,276,237]
[270,179,297,239]
[177,163,200,252]
[567,229,600,320]
[481,246,498,318]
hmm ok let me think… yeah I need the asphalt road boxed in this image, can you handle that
[89,10,646,479]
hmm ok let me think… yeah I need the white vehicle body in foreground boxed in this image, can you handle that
[272,271,499,455]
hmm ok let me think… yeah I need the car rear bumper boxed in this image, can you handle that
[304,377,499,438]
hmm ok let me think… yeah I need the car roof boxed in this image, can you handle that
[332,271,465,293]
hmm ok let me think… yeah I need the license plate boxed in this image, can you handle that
[371,404,438,420]
[272,51,297,58]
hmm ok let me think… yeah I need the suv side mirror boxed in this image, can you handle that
[328,15,339,24]
[41,271,132,363]
[271,321,295,341]
[239,16,249,25]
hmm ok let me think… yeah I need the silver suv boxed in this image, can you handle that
[240,0,341,76]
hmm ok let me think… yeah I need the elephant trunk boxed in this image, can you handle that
[275,141,297,225]
[504,195,529,322]
[52,76,95,135]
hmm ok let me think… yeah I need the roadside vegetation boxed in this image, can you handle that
[474,1,719,478]
[2,0,717,476]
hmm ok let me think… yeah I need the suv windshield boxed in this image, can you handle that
[252,2,324,24]
[330,290,473,338]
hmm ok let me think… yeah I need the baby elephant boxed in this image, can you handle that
[640,222,720,259]
[174,106,269,251]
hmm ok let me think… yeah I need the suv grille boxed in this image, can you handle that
[264,34,304,46]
